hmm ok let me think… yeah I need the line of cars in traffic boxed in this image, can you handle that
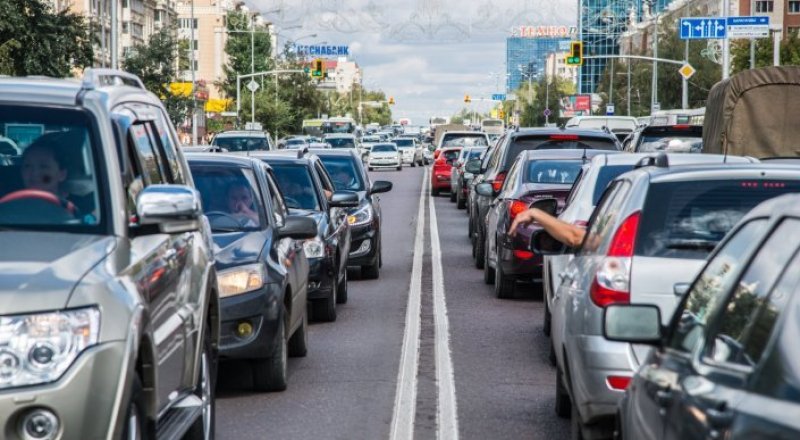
[435,107,800,439]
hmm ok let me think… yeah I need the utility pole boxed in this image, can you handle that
[110,0,118,68]
[682,40,689,109]
[722,0,731,79]
[609,60,614,113]
[651,12,659,114]
[627,61,631,116]
[190,0,198,145]
[773,29,782,66]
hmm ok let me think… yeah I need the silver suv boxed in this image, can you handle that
[535,155,800,439]
[0,70,219,440]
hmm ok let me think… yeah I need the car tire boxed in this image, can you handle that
[555,368,571,419]
[456,191,466,209]
[474,227,485,269]
[288,310,308,358]
[431,187,440,196]
[543,298,552,336]
[336,268,348,304]
[495,262,515,299]
[449,190,456,202]
[549,340,557,366]
[312,281,337,322]
[483,250,495,285]
[123,375,148,440]
[185,323,216,440]
[411,161,416,168]
[252,318,288,392]
[396,165,402,171]
[362,257,380,279]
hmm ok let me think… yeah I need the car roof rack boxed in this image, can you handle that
[81,68,145,91]
[634,152,669,169]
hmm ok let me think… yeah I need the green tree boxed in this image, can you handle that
[221,11,273,98]
[731,32,800,73]
[515,75,575,126]
[0,0,93,76]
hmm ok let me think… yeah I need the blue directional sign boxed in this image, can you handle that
[727,16,769,26]
[491,94,506,101]
[727,16,770,38]
[679,17,727,40]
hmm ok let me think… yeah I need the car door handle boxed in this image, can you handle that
[656,388,673,407]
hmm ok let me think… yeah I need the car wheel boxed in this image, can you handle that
[549,340,557,367]
[456,191,466,209]
[123,375,148,440]
[468,214,474,240]
[396,165,402,171]
[185,323,216,440]
[543,299,552,336]
[474,227,485,269]
[449,190,456,202]
[312,280,337,322]
[288,310,308,357]
[411,161,416,168]
[555,368,571,419]
[483,248,495,285]
[252,317,287,392]
[495,262,515,299]
[336,267,348,304]
[431,187,440,196]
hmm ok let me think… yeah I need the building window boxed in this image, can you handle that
[755,0,774,12]
[193,39,199,50]
[789,0,800,13]
[789,26,800,35]
[179,18,198,29]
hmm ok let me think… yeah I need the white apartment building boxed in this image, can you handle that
[545,52,578,86]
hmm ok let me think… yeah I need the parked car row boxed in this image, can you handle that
[435,113,800,439]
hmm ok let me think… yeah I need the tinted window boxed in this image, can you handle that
[131,123,165,185]
[318,156,365,191]
[505,136,618,168]
[190,164,265,231]
[372,144,397,152]
[705,219,800,367]
[441,149,460,161]
[524,160,582,184]
[482,120,503,127]
[638,135,703,153]
[212,136,270,152]
[395,139,414,147]
[668,219,768,353]
[270,165,320,211]
[326,137,356,149]
[636,180,800,259]
[265,172,287,227]
[592,165,635,205]
[153,108,185,183]
[462,148,487,161]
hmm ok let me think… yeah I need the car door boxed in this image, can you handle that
[663,218,800,440]
[623,219,768,440]
[487,159,521,268]
[313,160,350,269]
[125,116,190,410]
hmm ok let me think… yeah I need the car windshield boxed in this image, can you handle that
[326,137,356,149]
[636,179,800,259]
[442,135,488,147]
[524,160,582,184]
[372,144,397,152]
[638,135,703,153]
[362,136,380,143]
[591,165,635,205]
[212,136,270,152]
[395,139,415,148]
[270,164,320,211]
[319,156,365,191]
[189,165,265,232]
[509,136,618,158]
[0,105,104,232]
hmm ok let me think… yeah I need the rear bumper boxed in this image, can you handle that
[497,244,543,279]
[432,171,452,189]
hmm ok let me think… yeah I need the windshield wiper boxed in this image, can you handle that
[665,239,719,250]
[211,227,242,233]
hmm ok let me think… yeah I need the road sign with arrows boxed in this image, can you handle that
[680,17,726,40]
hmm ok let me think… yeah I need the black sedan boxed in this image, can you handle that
[255,150,358,322]
[312,148,393,279]
[187,154,317,392]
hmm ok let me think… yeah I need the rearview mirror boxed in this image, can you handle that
[603,304,663,345]
[329,191,359,208]
[529,229,568,255]
[137,184,202,233]
[475,182,494,197]
[371,180,393,194]
[464,158,481,174]
[278,216,318,240]
[530,198,558,216]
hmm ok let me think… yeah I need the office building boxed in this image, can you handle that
[738,0,799,35]
[506,35,572,93]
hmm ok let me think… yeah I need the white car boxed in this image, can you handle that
[394,138,424,167]
[367,143,402,171]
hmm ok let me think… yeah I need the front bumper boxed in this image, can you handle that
[0,341,128,440]
[219,285,284,359]
[347,222,378,266]
[308,256,335,300]
[369,159,400,168]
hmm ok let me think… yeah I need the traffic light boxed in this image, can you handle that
[388,97,395,105]
[565,41,583,66]
[464,95,471,103]
[310,58,325,78]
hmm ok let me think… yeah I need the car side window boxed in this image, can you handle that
[153,109,185,184]
[502,159,520,194]
[265,171,287,227]
[667,219,768,354]
[130,123,166,185]
[578,180,630,255]
[703,219,800,368]
[565,167,586,206]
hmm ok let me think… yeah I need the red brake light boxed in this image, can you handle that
[492,171,507,192]
[513,250,535,260]
[608,212,641,257]
[509,200,528,219]
[590,212,640,308]
[549,134,579,141]
[671,124,690,130]
[606,376,631,390]
[434,150,441,159]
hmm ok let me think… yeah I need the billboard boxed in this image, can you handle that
[559,94,592,118]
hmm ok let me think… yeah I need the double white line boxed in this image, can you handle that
[390,168,459,440]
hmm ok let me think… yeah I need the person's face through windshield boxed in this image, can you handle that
[21,144,67,195]
[227,183,258,223]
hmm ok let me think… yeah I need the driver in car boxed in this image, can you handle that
[226,181,259,225]
[330,166,357,191]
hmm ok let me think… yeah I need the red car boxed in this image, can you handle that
[431,147,462,196]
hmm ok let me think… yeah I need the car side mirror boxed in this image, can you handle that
[530,198,559,216]
[464,158,482,174]
[371,180,393,194]
[475,182,494,197]
[278,216,318,240]
[136,184,202,234]
[529,229,568,255]
[603,304,663,345]
[329,191,359,208]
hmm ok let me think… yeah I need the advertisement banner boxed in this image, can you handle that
[559,94,592,118]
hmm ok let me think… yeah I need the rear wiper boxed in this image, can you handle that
[665,239,719,250]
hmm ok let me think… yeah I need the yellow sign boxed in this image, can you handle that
[491,108,499,118]
[678,64,696,80]
[169,82,193,97]
[388,97,395,105]
[205,98,232,113]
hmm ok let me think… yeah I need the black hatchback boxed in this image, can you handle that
[604,189,800,440]
[312,148,393,279]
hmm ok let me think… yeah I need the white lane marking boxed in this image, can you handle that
[429,190,460,440]
[389,167,429,440]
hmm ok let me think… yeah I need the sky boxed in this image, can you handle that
[251,0,577,124]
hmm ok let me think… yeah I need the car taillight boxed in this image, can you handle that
[589,212,640,308]
[671,124,690,130]
[549,134,579,141]
[492,171,507,192]
[513,250,534,260]
[434,150,441,159]
[606,376,631,390]
[509,200,527,219]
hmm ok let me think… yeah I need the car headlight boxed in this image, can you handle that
[0,307,100,389]
[347,204,373,226]
[303,237,326,258]
[218,264,266,298]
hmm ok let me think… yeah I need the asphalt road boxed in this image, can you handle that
[215,165,569,439]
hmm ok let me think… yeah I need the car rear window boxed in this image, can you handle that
[524,160,582,184]
[441,149,461,161]
[395,139,414,147]
[635,179,800,259]
[213,136,270,152]
[638,134,703,153]
[441,134,488,147]
[326,137,356,148]
[592,165,635,205]
[503,136,617,169]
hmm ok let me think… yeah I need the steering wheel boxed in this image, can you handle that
[205,210,248,226]
[0,189,76,215]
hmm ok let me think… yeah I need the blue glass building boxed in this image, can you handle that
[506,37,572,93]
